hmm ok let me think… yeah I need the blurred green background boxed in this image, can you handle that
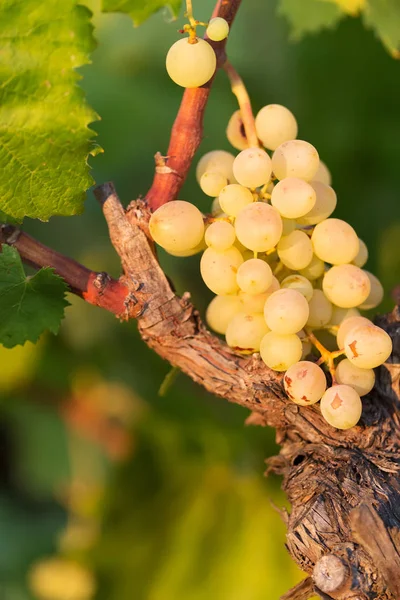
[1,1,399,598]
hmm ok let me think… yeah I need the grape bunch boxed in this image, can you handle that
[149,99,392,431]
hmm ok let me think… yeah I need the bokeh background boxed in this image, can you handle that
[1,1,399,598]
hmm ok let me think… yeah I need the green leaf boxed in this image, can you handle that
[0,0,100,221]
[363,0,400,57]
[278,0,344,39]
[101,0,182,26]
[0,246,69,348]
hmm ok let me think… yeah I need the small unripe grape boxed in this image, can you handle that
[344,324,392,369]
[336,359,375,397]
[337,316,372,349]
[226,312,269,353]
[271,177,316,219]
[272,140,319,181]
[196,150,236,183]
[298,254,326,281]
[359,271,384,310]
[312,218,359,265]
[235,202,282,252]
[320,385,362,430]
[307,289,333,328]
[260,331,303,371]
[284,361,327,405]
[352,239,368,268]
[296,182,337,226]
[312,160,332,186]
[206,17,230,41]
[281,274,313,302]
[264,289,309,334]
[200,246,243,295]
[237,258,273,295]
[219,184,254,217]
[206,295,242,334]
[166,37,216,88]
[149,200,204,252]
[233,147,272,188]
[277,230,313,270]
[226,110,249,151]
[255,104,298,151]
[200,171,228,197]
[322,265,370,308]
[205,220,236,251]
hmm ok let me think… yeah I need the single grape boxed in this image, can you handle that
[226,110,249,151]
[320,385,362,430]
[235,202,282,252]
[211,196,224,216]
[233,147,272,188]
[206,295,242,334]
[219,184,254,217]
[312,218,359,265]
[336,359,375,397]
[307,289,333,328]
[322,264,370,308]
[200,171,228,197]
[298,254,326,281]
[206,17,230,41]
[205,220,236,251]
[352,239,368,268]
[272,140,319,181]
[200,246,243,295]
[296,181,337,226]
[271,177,316,218]
[264,289,309,334]
[282,218,296,236]
[344,324,392,368]
[237,258,273,295]
[166,37,216,88]
[277,230,313,270]
[312,160,332,186]
[165,238,206,256]
[328,306,360,328]
[284,361,327,405]
[196,150,236,183]
[298,329,312,359]
[337,316,372,349]
[255,104,298,151]
[238,276,280,312]
[29,557,95,600]
[149,200,204,251]
[281,274,313,301]
[260,331,303,371]
[226,312,269,353]
[359,271,384,310]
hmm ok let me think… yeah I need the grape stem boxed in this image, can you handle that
[223,60,260,148]
[306,329,344,383]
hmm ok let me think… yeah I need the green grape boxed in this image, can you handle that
[149,200,204,252]
[296,181,337,226]
[255,104,298,151]
[200,246,243,295]
[264,289,309,334]
[219,184,254,217]
[320,385,362,430]
[206,17,230,41]
[277,230,313,270]
[271,177,316,218]
[260,331,303,371]
[311,218,359,265]
[284,361,327,405]
[272,140,319,181]
[298,254,326,281]
[281,274,313,301]
[233,147,272,188]
[200,171,228,197]
[205,221,236,251]
[235,202,282,252]
[312,160,332,186]
[336,315,372,349]
[307,289,333,328]
[196,150,236,183]
[226,312,269,353]
[206,295,242,334]
[322,265,370,308]
[236,258,273,294]
[166,37,216,88]
[335,359,375,397]
[344,324,392,369]
[359,271,384,310]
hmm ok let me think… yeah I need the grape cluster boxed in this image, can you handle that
[149,100,393,431]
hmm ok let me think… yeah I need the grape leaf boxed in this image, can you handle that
[101,0,182,26]
[363,0,400,57]
[278,0,344,39]
[0,245,69,348]
[0,0,100,221]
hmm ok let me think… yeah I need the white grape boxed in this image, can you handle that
[312,160,332,186]
[211,196,224,216]
[226,312,269,353]
[284,361,327,405]
[320,385,362,430]
[296,181,337,226]
[336,359,375,397]
[166,37,216,88]
[352,239,368,268]
[206,295,242,334]
[165,238,206,256]
[235,202,283,252]
[277,230,313,270]
[205,220,236,251]
[281,274,313,302]
[282,218,296,236]
[272,140,320,181]
[206,17,230,41]
[233,147,272,188]
[237,258,273,295]
[200,246,243,295]
[312,218,359,265]
[264,289,309,334]
[271,177,316,218]
[337,316,372,349]
[196,150,236,183]
[298,254,326,281]
[255,104,298,151]
[359,271,384,310]
[298,329,312,359]
[328,306,360,328]
[307,289,333,328]
[238,276,280,313]
[149,200,204,252]
[322,265,371,308]
[260,331,303,371]
[219,184,254,217]
[226,110,248,151]
[344,324,392,369]
[200,171,228,197]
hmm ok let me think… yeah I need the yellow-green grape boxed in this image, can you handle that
[236,258,273,294]
[307,289,333,328]
[281,274,313,301]
[200,171,228,197]
[328,306,360,328]
[272,140,319,181]
[238,275,280,312]
[344,324,392,368]
[282,218,296,236]
[196,150,236,183]
[322,265,370,308]
[264,289,309,334]
[233,147,272,188]
[312,160,332,186]
[320,385,362,430]
[255,104,298,151]
[206,295,242,334]
[296,182,337,226]
[149,200,204,252]
[226,110,249,151]
[271,177,316,218]
[277,230,313,270]
[298,329,312,359]
[260,331,303,371]
[311,218,359,265]
[165,238,206,256]
[200,246,243,295]
[226,312,269,353]
[336,359,375,397]
[211,196,224,216]
[298,254,326,281]
[235,202,283,252]
[337,316,372,349]
[205,221,236,251]
[219,184,254,217]
[29,558,95,600]
[359,271,384,310]
[206,16,230,41]
[284,361,327,405]
[166,37,216,88]
[352,239,368,268]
